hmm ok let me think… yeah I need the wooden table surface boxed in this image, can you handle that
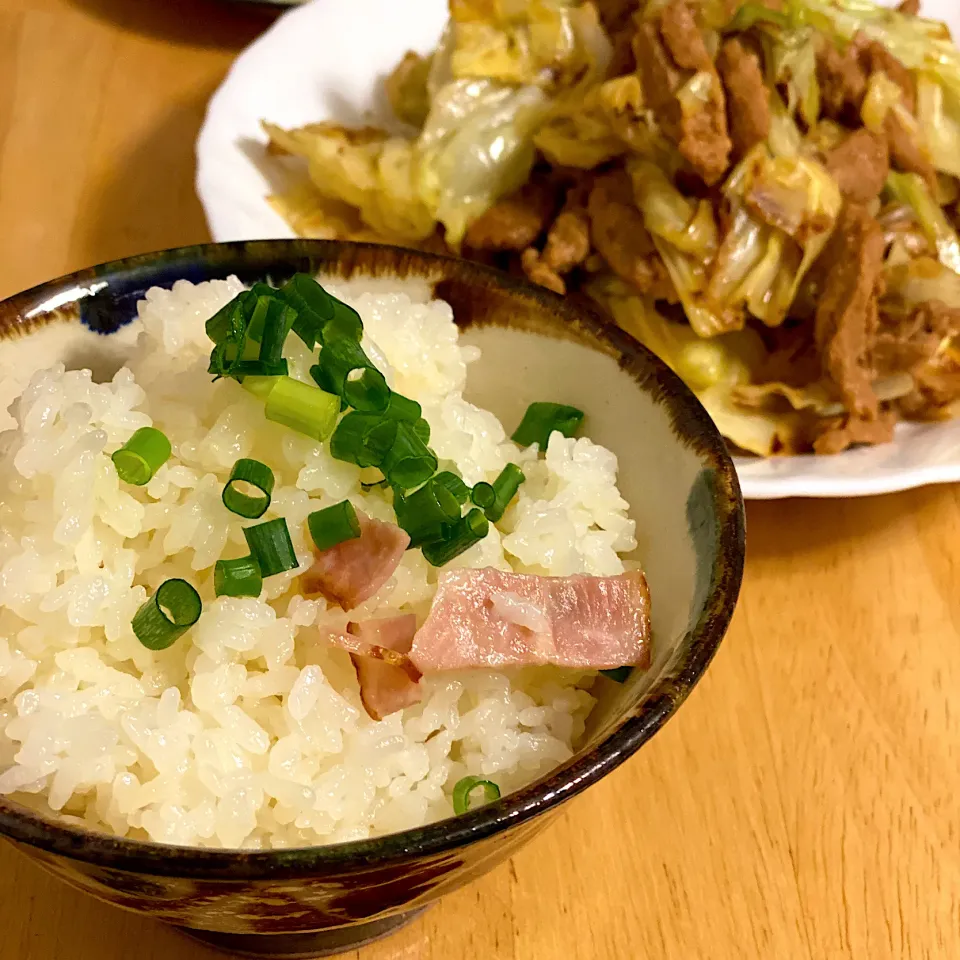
[2,1,959,957]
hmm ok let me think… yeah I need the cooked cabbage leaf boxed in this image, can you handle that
[261,122,436,242]
[417,79,549,246]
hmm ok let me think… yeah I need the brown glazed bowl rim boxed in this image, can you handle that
[0,240,744,879]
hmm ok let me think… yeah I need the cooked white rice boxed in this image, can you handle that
[0,276,637,848]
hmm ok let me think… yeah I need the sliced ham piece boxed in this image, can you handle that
[410,568,652,672]
[301,510,410,610]
[324,615,422,721]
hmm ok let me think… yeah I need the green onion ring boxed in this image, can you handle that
[132,579,202,650]
[222,459,275,519]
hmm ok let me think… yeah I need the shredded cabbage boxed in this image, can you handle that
[260,123,436,242]
[417,79,549,246]
[917,76,960,181]
[886,171,960,275]
[449,0,611,89]
[709,146,841,327]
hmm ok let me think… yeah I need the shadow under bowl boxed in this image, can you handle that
[0,240,745,957]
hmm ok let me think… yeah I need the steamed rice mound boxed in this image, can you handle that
[0,276,637,848]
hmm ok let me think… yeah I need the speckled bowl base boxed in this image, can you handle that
[179,907,427,957]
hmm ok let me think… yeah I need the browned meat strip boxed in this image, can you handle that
[863,40,915,112]
[812,410,896,454]
[659,0,712,72]
[897,0,920,13]
[463,179,560,252]
[817,36,867,125]
[717,38,770,159]
[522,208,592,295]
[587,172,675,299]
[814,203,885,419]
[824,129,889,204]
[633,2,732,185]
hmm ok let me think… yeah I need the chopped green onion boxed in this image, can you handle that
[243,518,298,577]
[243,284,285,342]
[382,421,437,490]
[205,295,247,350]
[600,667,632,682]
[310,337,373,397]
[394,479,461,547]
[433,471,469,504]
[470,482,496,510]
[132,578,202,650]
[279,274,336,350]
[413,418,431,444]
[222,458,275,519]
[242,376,281,401]
[452,776,501,815]
[214,555,263,598]
[206,287,277,378]
[323,300,364,344]
[331,412,399,468]
[233,359,289,378]
[511,402,584,449]
[308,500,362,552]
[264,377,339,441]
[343,367,390,413]
[485,463,525,523]
[255,297,297,366]
[421,509,488,567]
[384,393,422,422]
[111,427,172,486]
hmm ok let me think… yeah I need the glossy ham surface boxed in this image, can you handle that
[409,567,652,672]
[301,510,410,611]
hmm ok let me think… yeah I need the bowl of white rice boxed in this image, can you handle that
[0,240,743,957]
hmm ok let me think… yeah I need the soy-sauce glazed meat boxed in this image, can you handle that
[263,0,960,455]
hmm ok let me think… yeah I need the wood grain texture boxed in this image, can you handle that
[0,0,957,956]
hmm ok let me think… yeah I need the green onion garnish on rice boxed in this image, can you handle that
[264,377,340,441]
[383,392,421,422]
[214,555,263,598]
[452,776,501,815]
[233,359,289,378]
[511,402,584,449]
[485,463,525,523]
[421,509,488,567]
[243,518,299,577]
[412,417,431,444]
[307,500,362,552]
[310,336,374,397]
[599,667,632,682]
[394,478,461,547]
[382,421,437,491]
[222,458,275,519]
[279,274,336,350]
[111,427,171,486]
[433,471,469,504]
[132,578,202,650]
[254,297,297,366]
[343,367,390,413]
[470,482,496,510]
[330,412,399,468]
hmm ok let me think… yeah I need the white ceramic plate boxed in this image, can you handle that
[196,0,960,499]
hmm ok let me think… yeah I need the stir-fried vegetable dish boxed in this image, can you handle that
[263,0,960,455]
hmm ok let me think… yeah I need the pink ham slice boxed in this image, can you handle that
[301,510,410,611]
[327,615,422,721]
[410,568,652,672]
